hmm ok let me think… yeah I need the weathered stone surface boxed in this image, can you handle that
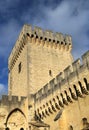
[0,24,89,130]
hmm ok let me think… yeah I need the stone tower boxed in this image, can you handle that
[0,24,89,130]
[8,24,73,97]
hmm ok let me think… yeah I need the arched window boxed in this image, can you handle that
[82,117,88,125]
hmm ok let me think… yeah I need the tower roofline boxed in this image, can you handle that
[8,24,72,70]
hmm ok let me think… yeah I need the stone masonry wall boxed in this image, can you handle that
[7,24,89,130]
[8,24,73,96]
[28,36,73,94]
[8,35,28,96]
[0,95,28,130]
[34,50,89,130]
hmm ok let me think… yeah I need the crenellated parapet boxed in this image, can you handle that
[8,30,27,70]
[34,50,89,120]
[0,95,27,108]
[27,25,72,51]
[8,24,33,70]
[8,24,72,70]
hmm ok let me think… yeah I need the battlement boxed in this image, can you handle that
[33,50,89,120]
[0,95,26,107]
[34,50,89,103]
[22,24,72,43]
[25,25,72,52]
[8,24,72,70]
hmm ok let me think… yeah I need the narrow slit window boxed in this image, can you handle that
[49,70,52,76]
[18,62,22,73]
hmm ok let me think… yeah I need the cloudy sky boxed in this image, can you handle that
[0,0,89,97]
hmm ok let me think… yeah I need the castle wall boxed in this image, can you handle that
[8,24,73,96]
[7,24,89,130]
[34,50,89,130]
[28,37,73,94]
[25,25,73,94]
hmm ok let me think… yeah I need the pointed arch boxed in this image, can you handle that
[5,108,27,127]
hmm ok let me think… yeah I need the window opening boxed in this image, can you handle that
[49,70,52,76]
[18,62,22,73]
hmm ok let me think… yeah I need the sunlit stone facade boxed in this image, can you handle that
[0,24,89,130]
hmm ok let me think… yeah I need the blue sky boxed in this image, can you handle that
[0,0,89,97]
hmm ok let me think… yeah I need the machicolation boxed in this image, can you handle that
[34,50,89,120]
[1,24,89,130]
[8,24,72,70]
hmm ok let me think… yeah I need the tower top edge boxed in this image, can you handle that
[8,24,73,68]
[23,24,72,38]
